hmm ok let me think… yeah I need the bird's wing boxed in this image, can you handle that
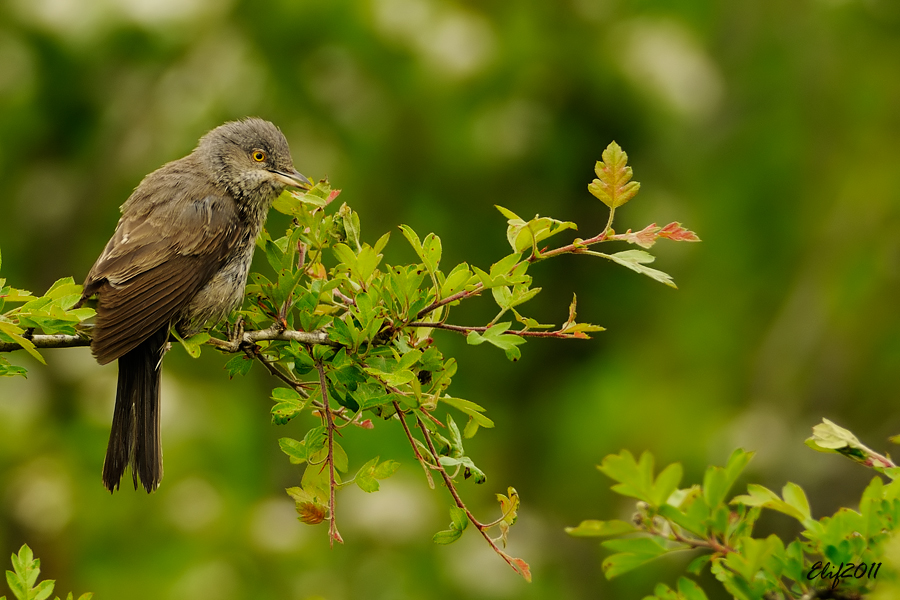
[84,175,244,364]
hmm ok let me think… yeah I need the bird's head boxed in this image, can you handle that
[198,117,311,205]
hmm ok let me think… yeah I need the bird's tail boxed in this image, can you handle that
[102,327,167,493]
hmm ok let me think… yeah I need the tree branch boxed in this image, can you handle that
[0,334,88,352]
[0,325,338,354]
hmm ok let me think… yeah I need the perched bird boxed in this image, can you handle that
[80,118,310,493]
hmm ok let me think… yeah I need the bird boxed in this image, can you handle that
[80,118,311,493]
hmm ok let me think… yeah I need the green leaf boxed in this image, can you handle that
[332,442,349,473]
[601,537,686,579]
[489,253,523,278]
[174,331,209,358]
[806,418,894,469]
[686,554,712,576]
[224,354,253,378]
[0,322,46,365]
[652,462,683,506]
[449,506,468,531]
[440,263,473,298]
[496,205,577,254]
[398,225,424,261]
[354,457,400,493]
[278,437,309,465]
[658,503,707,538]
[676,577,709,600]
[598,450,655,504]
[438,396,494,429]
[465,322,526,361]
[731,484,812,524]
[270,387,307,424]
[588,141,641,209]
[723,535,781,583]
[432,528,463,545]
[373,460,400,479]
[565,519,638,537]
[363,366,416,387]
[439,456,486,483]
[33,580,54,600]
[599,250,676,288]
[373,231,391,254]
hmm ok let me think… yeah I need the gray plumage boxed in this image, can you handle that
[81,118,310,493]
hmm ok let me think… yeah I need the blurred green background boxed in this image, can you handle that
[2,0,900,598]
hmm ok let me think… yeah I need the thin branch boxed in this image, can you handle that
[316,361,343,546]
[415,285,484,320]
[392,400,434,489]
[414,414,526,577]
[245,346,311,399]
[407,321,589,339]
[207,324,338,352]
[527,227,610,263]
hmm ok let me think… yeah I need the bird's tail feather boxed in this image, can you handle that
[102,327,167,493]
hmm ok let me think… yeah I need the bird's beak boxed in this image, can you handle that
[271,168,313,190]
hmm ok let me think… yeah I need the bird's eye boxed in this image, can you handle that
[251,150,267,162]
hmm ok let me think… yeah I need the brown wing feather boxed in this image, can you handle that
[83,158,243,365]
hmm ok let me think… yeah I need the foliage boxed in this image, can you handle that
[1,545,92,600]
[0,250,95,376]
[568,419,900,599]
[0,142,698,579]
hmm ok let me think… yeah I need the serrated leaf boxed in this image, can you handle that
[676,577,709,600]
[806,418,894,468]
[731,484,812,524]
[0,322,45,365]
[224,354,253,377]
[33,580,55,600]
[496,206,577,254]
[466,322,526,361]
[598,450,655,504]
[601,250,676,288]
[589,141,641,209]
[658,222,701,242]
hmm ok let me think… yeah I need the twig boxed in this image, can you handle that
[207,324,338,352]
[414,414,525,577]
[245,346,311,399]
[407,321,589,339]
[316,361,343,546]
[415,285,484,320]
[392,401,434,489]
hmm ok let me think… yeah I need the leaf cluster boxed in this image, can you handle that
[0,253,94,376]
[1,545,91,600]
[569,420,900,599]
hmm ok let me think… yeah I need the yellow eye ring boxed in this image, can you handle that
[251,150,267,162]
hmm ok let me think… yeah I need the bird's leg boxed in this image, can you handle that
[228,317,246,351]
